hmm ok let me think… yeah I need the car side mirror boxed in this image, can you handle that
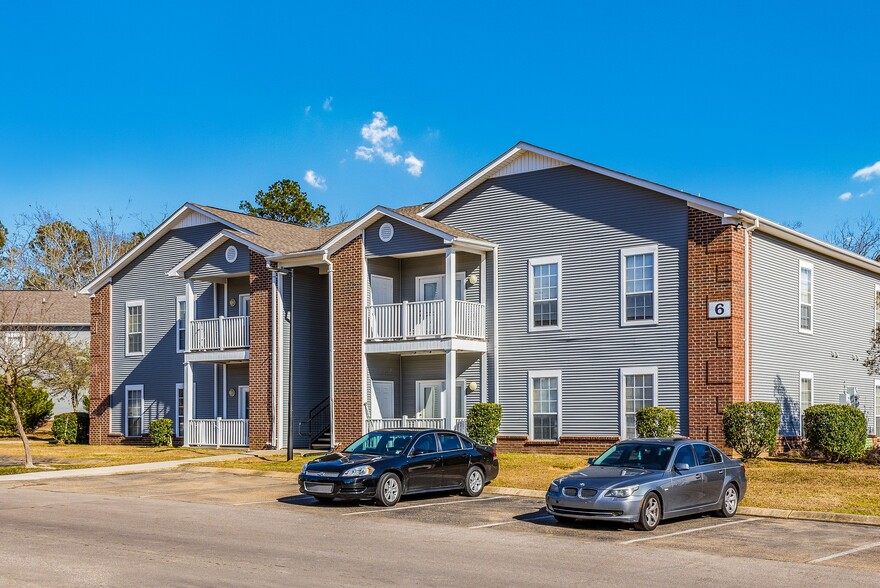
[674,462,690,472]
[587,458,595,465]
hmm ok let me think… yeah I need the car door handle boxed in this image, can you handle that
[694,474,702,480]
[716,470,724,475]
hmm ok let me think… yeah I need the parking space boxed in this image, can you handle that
[5,469,880,574]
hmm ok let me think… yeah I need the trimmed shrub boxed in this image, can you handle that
[51,412,90,444]
[635,406,678,438]
[466,403,502,446]
[803,404,866,463]
[0,378,54,436]
[149,418,174,447]
[722,401,781,459]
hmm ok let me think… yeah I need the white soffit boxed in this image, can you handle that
[489,151,568,178]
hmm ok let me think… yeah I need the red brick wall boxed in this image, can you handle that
[496,436,618,456]
[88,284,114,444]
[687,208,746,446]
[331,237,364,448]
[248,250,273,449]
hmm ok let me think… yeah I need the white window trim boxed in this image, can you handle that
[620,245,659,327]
[874,285,880,331]
[415,380,443,419]
[414,273,466,301]
[238,385,249,420]
[175,383,184,437]
[799,260,814,335]
[176,295,186,353]
[125,299,145,357]
[527,255,563,332]
[799,371,814,436]
[124,384,144,437]
[619,366,659,439]
[874,379,880,437]
[527,369,563,440]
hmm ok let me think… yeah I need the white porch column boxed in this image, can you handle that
[445,247,456,337]
[183,361,194,446]
[185,279,195,352]
[444,349,456,430]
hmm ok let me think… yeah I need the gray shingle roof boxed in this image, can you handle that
[0,291,90,325]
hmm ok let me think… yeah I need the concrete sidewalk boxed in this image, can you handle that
[0,450,284,482]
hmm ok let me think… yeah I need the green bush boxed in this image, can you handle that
[803,404,866,463]
[466,403,502,446]
[51,412,90,444]
[635,406,678,438]
[0,378,54,436]
[149,418,174,447]
[722,401,781,459]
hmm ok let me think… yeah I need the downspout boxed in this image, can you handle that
[324,251,335,448]
[268,269,276,448]
[492,245,500,405]
[742,219,759,402]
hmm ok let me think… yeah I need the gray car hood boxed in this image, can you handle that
[557,465,666,488]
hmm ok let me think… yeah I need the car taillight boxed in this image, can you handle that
[492,446,497,458]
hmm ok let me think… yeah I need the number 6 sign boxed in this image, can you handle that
[708,301,731,318]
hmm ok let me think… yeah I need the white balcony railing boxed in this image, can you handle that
[189,316,250,352]
[365,300,485,341]
[188,418,249,447]
[365,417,447,432]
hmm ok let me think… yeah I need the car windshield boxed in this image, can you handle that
[592,443,674,470]
[344,431,417,456]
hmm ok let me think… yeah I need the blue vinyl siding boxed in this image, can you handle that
[186,241,250,279]
[364,217,445,257]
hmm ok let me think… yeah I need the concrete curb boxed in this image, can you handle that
[485,486,545,498]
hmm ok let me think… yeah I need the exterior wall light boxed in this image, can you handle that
[467,274,478,286]
[467,382,478,392]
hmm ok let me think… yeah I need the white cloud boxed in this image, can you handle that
[355,112,423,177]
[853,161,880,181]
[859,188,876,198]
[323,96,333,111]
[838,191,853,201]
[304,105,311,115]
[303,170,327,190]
[404,152,424,176]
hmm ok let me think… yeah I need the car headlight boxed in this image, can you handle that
[301,462,309,474]
[341,465,375,477]
[605,485,640,498]
[549,479,561,492]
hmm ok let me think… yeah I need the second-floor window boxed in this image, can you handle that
[799,261,813,333]
[875,286,880,331]
[126,300,145,356]
[621,245,658,326]
[176,295,186,353]
[528,256,562,331]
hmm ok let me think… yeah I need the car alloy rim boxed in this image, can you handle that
[383,478,399,502]
[645,497,659,526]
[468,471,482,493]
[724,488,737,513]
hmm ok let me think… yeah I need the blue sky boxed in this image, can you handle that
[1,2,878,239]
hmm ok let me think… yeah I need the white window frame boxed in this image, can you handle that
[125,299,145,357]
[620,245,659,327]
[238,385,249,420]
[874,380,880,437]
[619,366,659,439]
[874,285,880,331]
[238,293,251,317]
[527,369,562,440]
[176,295,187,353]
[799,260,814,335]
[415,380,443,419]
[799,371,814,436]
[527,255,563,332]
[175,383,185,437]
[124,384,145,437]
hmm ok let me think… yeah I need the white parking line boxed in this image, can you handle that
[469,515,556,529]
[808,540,880,563]
[619,518,756,544]
[342,496,505,516]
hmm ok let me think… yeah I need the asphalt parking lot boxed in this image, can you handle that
[4,468,880,575]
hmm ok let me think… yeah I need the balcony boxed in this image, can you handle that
[189,316,250,352]
[365,300,486,341]
[365,416,467,433]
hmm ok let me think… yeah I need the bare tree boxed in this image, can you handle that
[42,338,90,412]
[826,213,880,260]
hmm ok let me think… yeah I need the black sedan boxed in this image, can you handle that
[298,429,499,506]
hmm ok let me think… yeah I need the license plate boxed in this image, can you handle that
[305,482,334,494]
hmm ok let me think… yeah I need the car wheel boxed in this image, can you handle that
[374,472,402,507]
[717,484,739,518]
[314,496,335,504]
[553,515,576,524]
[635,492,662,531]
[462,466,485,497]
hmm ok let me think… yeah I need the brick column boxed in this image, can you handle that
[688,208,746,446]
[88,285,112,444]
[331,237,364,448]
[249,250,273,449]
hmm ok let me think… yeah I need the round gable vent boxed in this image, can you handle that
[379,222,395,243]
[225,245,238,263]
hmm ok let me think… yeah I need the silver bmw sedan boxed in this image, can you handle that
[545,438,747,531]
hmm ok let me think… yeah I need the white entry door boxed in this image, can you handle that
[238,385,249,419]
[415,275,444,302]
[416,381,443,419]
[371,381,395,420]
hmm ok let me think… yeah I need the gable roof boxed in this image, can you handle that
[0,290,90,326]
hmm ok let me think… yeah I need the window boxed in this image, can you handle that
[799,372,813,435]
[676,445,698,469]
[694,444,719,465]
[875,286,880,330]
[238,385,249,420]
[125,385,144,437]
[411,433,438,455]
[528,256,562,331]
[799,261,813,333]
[620,367,658,439]
[176,383,184,437]
[176,296,187,353]
[239,294,251,317]
[874,381,880,437]
[438,433,462,452]
[621,245,658,326]
[125,300,145,356]
[529,370,561,440]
